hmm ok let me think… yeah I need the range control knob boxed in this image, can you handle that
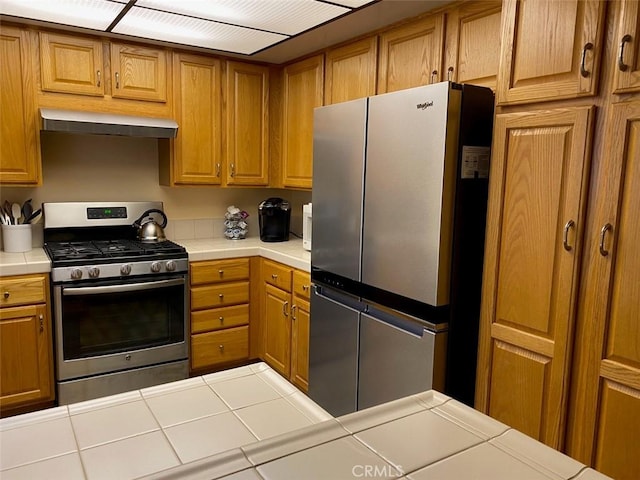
[70,268,83,280]
[165,260,176,272]
[120,264,132,276]
[150,261,162,273]
[88,267,100,279]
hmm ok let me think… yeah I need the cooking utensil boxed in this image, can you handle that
[22,199,33,221]
[24,208,41,224]
[132,208,168,242]
[11,203,21,224]
[3,201,12,223]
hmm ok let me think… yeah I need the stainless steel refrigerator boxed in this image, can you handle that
[309,82,494,416]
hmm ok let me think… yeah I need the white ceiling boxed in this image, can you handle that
[0,0,453,64]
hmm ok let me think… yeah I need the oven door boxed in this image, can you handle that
[54,275,188,381]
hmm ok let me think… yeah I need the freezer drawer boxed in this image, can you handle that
[358,309,447,411]
[308,286,360,416]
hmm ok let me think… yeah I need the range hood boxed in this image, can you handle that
[40,108,178,138]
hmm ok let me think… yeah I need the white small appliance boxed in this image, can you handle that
[303,203,312,251]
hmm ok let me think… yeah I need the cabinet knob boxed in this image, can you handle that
[431,70,438,83]
[218,269,224,276]
[219,344,224,352]
[219,316,224,324]
[580,42,594,78]
[219,293,224,300]
[3,291,9,299]
[618,34,632,72]
[447,66,454,81]
[271,274,278,280]
[302,284,309,291]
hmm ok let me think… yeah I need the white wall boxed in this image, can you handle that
[0,132,311,239]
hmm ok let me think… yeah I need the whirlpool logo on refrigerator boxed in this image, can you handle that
[416,101,434,110]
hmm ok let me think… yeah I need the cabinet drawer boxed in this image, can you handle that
[191,326,248,370]
[191,304,249,334]
[262,260,292,292]
[191,281,249,310]
[0,275,47,307]
[293,270,311,300]
[191,258,250,285]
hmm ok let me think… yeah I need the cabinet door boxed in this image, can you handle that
[169,53,222,185]
[377,14,444,94]
[110,42,167,102]
[282,54,324,189]
[325,37,377,104]
[612,0,640,93]
[263,284,291,377]
[565,101,640,480]
[496,0,605,105]
[0,26,41,185]
[291,296,310,392]
[476,107,594,449]
[39,32,104,96]
[225,62,269,185]
[444,1,501,90]
[0,305,53,409]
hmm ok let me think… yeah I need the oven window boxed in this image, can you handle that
[61,280,185,360]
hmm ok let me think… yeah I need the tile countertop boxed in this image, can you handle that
[0,362,613,480]
[0,238,311,276]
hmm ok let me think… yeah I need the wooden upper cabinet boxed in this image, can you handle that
[110,42,168,102]
[612,0,640,93]
[496,0,606,105]
[444,1,502,90]
[0,26,41,185]
[378,14,444,94]
[165,53,222,185]
[282,54,324,189]
[565,101,640,480]
[225,61,269,186]
[476,107,594,449]
[39,32,104,96]
[325,37,377,104]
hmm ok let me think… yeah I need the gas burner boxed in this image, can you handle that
[47,242,102,260]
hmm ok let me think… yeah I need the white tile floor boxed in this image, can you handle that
[0,362,331,480]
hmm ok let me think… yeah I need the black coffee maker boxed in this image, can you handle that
[258,198,291,242]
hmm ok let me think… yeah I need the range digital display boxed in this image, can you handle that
[86,207,127,219]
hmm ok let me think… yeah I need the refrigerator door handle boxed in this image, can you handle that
[312,284,363,312]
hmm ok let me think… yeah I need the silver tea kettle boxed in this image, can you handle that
[133,208,168,242]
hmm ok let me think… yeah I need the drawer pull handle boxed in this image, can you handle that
[219,293,224,300]
[580,42,594,78]
[618,34,632,71]
[302,284,309,291]
[563,219,575,251]
[283,301,289,317]
[218,270,224,276]
[3,291,9,299]
[219,316,224,324]
[219,344,224,352]
[599,223,613,257]
[271,274,278,280]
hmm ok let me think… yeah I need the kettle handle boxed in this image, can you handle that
[134,209,167,228]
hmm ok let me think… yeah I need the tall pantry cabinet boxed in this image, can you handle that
[476,1,639,479]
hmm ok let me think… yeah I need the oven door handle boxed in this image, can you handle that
[62,278,185,296]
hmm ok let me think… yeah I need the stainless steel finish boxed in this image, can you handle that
[40,108,178,138]
[619,34,632,71]
[96,69,101,87]
[563,219,575,251]
[54,275,188,381]
[312,98,367,281]
[358,308,447,411]
[309,285,361,416]
[51,258,188,282]
[600,223,613,256]
[62,278,186,297]
[362,82,461,306]
[115,71,120,89]
[580,42,594,77]
[57,360,189,405]
[44,201,164,229]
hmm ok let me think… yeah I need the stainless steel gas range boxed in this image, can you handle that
[43,201,189,405]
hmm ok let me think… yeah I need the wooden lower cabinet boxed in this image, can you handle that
[0,275,54,414]
[189,259,250,373]
[261,259,310,391]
